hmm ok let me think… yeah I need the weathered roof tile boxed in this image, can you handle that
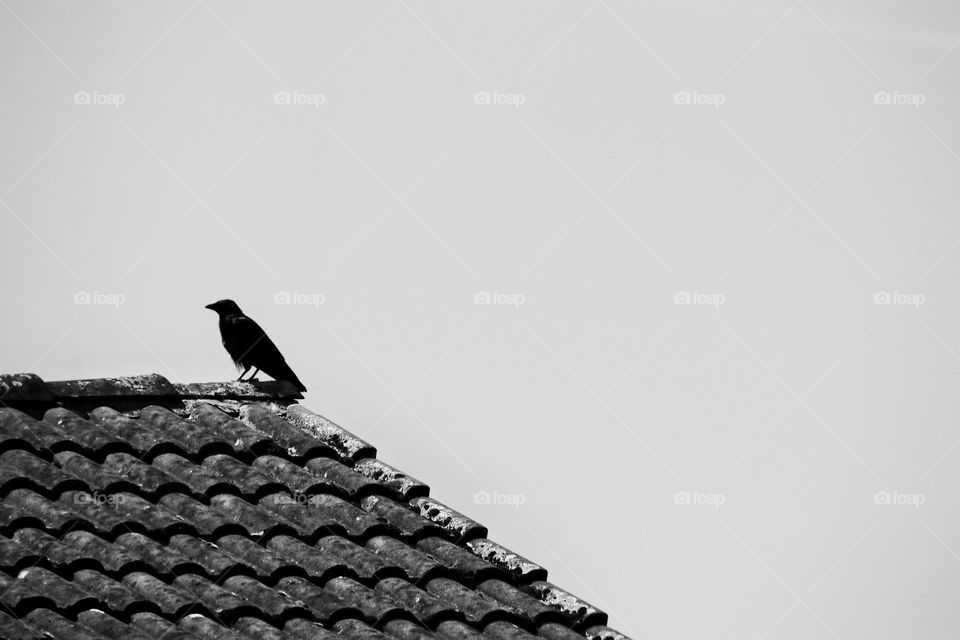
[365,535,447,583]
[466,539,547,584]
[524,582,607,630]
[285,405,376,460]
[361,495,446,540]
[410,497,488,542]
[354,458,430,499]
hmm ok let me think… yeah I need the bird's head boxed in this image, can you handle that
[205,299,243,316]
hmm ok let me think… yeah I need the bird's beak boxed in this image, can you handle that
[204,303,216,311]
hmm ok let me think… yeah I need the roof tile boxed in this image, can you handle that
[365,535,447,583]
[234,616,294,640]
[354,458,430,499]
[410,497,488,542]
[72,567,148,616]
[178,613,244,640]
[203,454,288,500]
[274,576,363,624]
[122,571,198,618]
[304,456,386,498]
[42,407,122,457]
[315,534,403,582]
[61,489,189,538]
[332,618,391,638]
[0,449,85,496]
[21,608,102,640]
[259,492,388,541]
[116,531,203,578]
[483,620,540,639]
[130,611,199,640]
[99,451,190,497]
[584,626,632,640]
[188,402,283,459]
[222,574,311,622]
[0,533,39,574]
[173,573,255,623]
[15,566,98,613]
[374,576,463,626]
[466,539,547,584]
[361,495,446,541]
[425,577,519,627]
[77,609,156,640]
[282,617,341,639]
[524,582,607,630]
[477,579,565,626]
[54,450,143,496]
[417,537,505,585]
[284,405,376,460]
[2,488,88,535]
[0,408,58,457]
[152,453,235,498]
[382,618,440,639]
[216,534,307,581]
[240,404,335,462]
[140,405,233,458]
[13,528,87,574]
[434,619,485,639]
[266,534,355,583]
[323,575,417,626]
[60,529,151,574]
[88,406,180,459]
[168,533,251,579]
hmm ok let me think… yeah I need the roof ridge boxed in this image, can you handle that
[0,373,303,418]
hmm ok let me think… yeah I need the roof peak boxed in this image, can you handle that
[0,373,303,418]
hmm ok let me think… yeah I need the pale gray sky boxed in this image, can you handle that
[3,1,960,637]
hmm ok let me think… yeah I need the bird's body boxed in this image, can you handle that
[205,299,307,392]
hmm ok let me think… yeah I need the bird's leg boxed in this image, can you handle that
[237,365,251,381]
[248,367,260,381]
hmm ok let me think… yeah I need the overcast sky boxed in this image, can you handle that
[3,1,960,637]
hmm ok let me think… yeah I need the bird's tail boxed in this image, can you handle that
[274,362,307,393]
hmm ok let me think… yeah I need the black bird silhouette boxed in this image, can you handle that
[205,299,307,392]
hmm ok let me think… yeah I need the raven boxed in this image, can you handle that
[205,299,307,392]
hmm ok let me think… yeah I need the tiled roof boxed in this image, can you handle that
[0,373,631,640]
